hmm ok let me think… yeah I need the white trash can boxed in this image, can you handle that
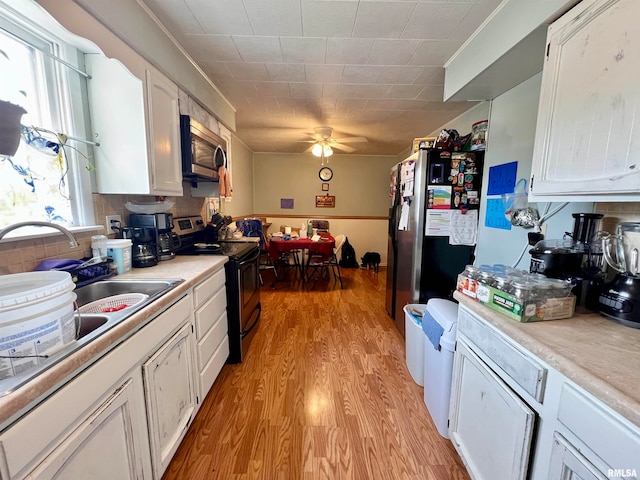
[404,304,427,386]
[422,298,459,438]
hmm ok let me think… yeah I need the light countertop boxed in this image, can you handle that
[454,291,640,428]
[0,256,227,428]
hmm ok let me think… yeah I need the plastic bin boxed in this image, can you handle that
[404,304,427,386]
[422,298,459,438]
[107,239,132,275]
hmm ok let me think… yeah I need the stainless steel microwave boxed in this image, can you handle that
[179,115,227,184]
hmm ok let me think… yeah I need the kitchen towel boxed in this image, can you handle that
[422,310,444,350]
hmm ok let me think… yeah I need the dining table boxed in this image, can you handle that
[268,234,335,285]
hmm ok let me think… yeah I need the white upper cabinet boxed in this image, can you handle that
[530,0,640,199]
[85,54,183,196]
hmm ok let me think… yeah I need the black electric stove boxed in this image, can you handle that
[173,215,261,363]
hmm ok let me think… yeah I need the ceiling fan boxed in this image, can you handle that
[304,126,368,158]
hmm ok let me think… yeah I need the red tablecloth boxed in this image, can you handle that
[268,235,335,261]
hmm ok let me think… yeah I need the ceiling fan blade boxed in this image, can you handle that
[332,136,368,143]
[304,144,315,153]
[330,142,357,153]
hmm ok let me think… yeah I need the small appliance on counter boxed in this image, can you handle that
[128,213,179,263]
[529,213,606,311]
[122,226,158,268]
[600,222,640,328]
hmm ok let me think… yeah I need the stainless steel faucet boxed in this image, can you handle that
[0,221,80,248]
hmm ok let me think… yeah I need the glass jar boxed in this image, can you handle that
[462,264,481,280]
[511,280,535,304]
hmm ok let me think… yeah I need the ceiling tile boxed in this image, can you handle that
[290,83,324,98]
[232,36,283,62]
[402,3,472,40]
[388,84,425,99]
[301,0,358,37]
[184,0,253,34]
[393,99,429,110]
[416,84,445,101]
[414,66,445,85]
[182,34,242,61]
[326,38,374,64]
[225,62,270,81]
[377,66,423,85]
[199,61,233,81]
[367,39,421,65]
[353,1,415,39]
[354,84,392,99]
[342,65,382,84]
[449,3,502,42]
[322,84,358,98]
[305,64,344,83]
[365,99,398,110]
[255,81,292,96]
[266,63,306,82]
[410,40,461,66]
[243,0,303,36]
[335,98,367,111]
[280,37,327,64]
[145,0,204,34]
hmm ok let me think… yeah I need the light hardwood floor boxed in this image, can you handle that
[163,267,469,480]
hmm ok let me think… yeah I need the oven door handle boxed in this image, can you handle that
[239,247,260,266]
[241,302,261,339]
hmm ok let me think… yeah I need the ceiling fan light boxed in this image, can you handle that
[311,143,323,157]
[323,144,333,157]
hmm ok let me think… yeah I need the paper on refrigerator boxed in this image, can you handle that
[398,200,410,230]
[401,161,415,197]
[425,210,451,236]
[449,210,478,245]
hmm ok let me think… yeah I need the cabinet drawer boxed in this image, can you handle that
[557,383,640,472]
[200,336,229,398]
[194,288,227,339]
[458,306,546,402]
[197,311,228,370]
[193,269,225,309]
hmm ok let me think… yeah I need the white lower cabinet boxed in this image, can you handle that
[24,372,150,480]
[0,291,200,480]
[451,304,640,480]
[143,322,196,479]
[193,269,229,401]
[449,338,535,480]
[548,433,607,480]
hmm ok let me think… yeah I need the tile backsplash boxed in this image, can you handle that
[595,202,640,234]
[0,193,208,274]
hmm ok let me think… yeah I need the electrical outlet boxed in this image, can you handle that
[105,215,122,234]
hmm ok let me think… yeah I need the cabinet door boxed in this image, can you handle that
[449,339,535,480]
[145,66,183,196]
[143,322,196,479]
[25,374,151,480]
[548,433,608,480]
[531,0,640,196]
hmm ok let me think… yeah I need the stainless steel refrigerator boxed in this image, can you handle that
[385,149,484,336]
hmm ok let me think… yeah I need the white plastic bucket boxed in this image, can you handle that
[0,271,77,380]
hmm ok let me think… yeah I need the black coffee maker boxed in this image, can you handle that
[126,214,163,267]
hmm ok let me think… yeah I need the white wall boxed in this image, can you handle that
[474,72,593,268]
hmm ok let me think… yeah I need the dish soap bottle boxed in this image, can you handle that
[307,221,313,238]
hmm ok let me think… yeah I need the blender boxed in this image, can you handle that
[600,222,640,328]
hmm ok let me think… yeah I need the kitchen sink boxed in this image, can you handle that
[0,278,184,398]
[75,279,182,308]
[75,314,109,338]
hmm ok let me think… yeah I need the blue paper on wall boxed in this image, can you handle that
[485,198,511,230]
[487,161,518,196]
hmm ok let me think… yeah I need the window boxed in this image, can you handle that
[0,3,94,229]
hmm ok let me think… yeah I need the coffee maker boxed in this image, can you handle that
[600,222,640,328]
[128,213,178,262]
[122,225,158,268]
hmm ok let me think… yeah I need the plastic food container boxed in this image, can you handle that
[0,271,77,379]
[107,239,132,274]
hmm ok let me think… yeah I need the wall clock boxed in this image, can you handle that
[319,167,333,181]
